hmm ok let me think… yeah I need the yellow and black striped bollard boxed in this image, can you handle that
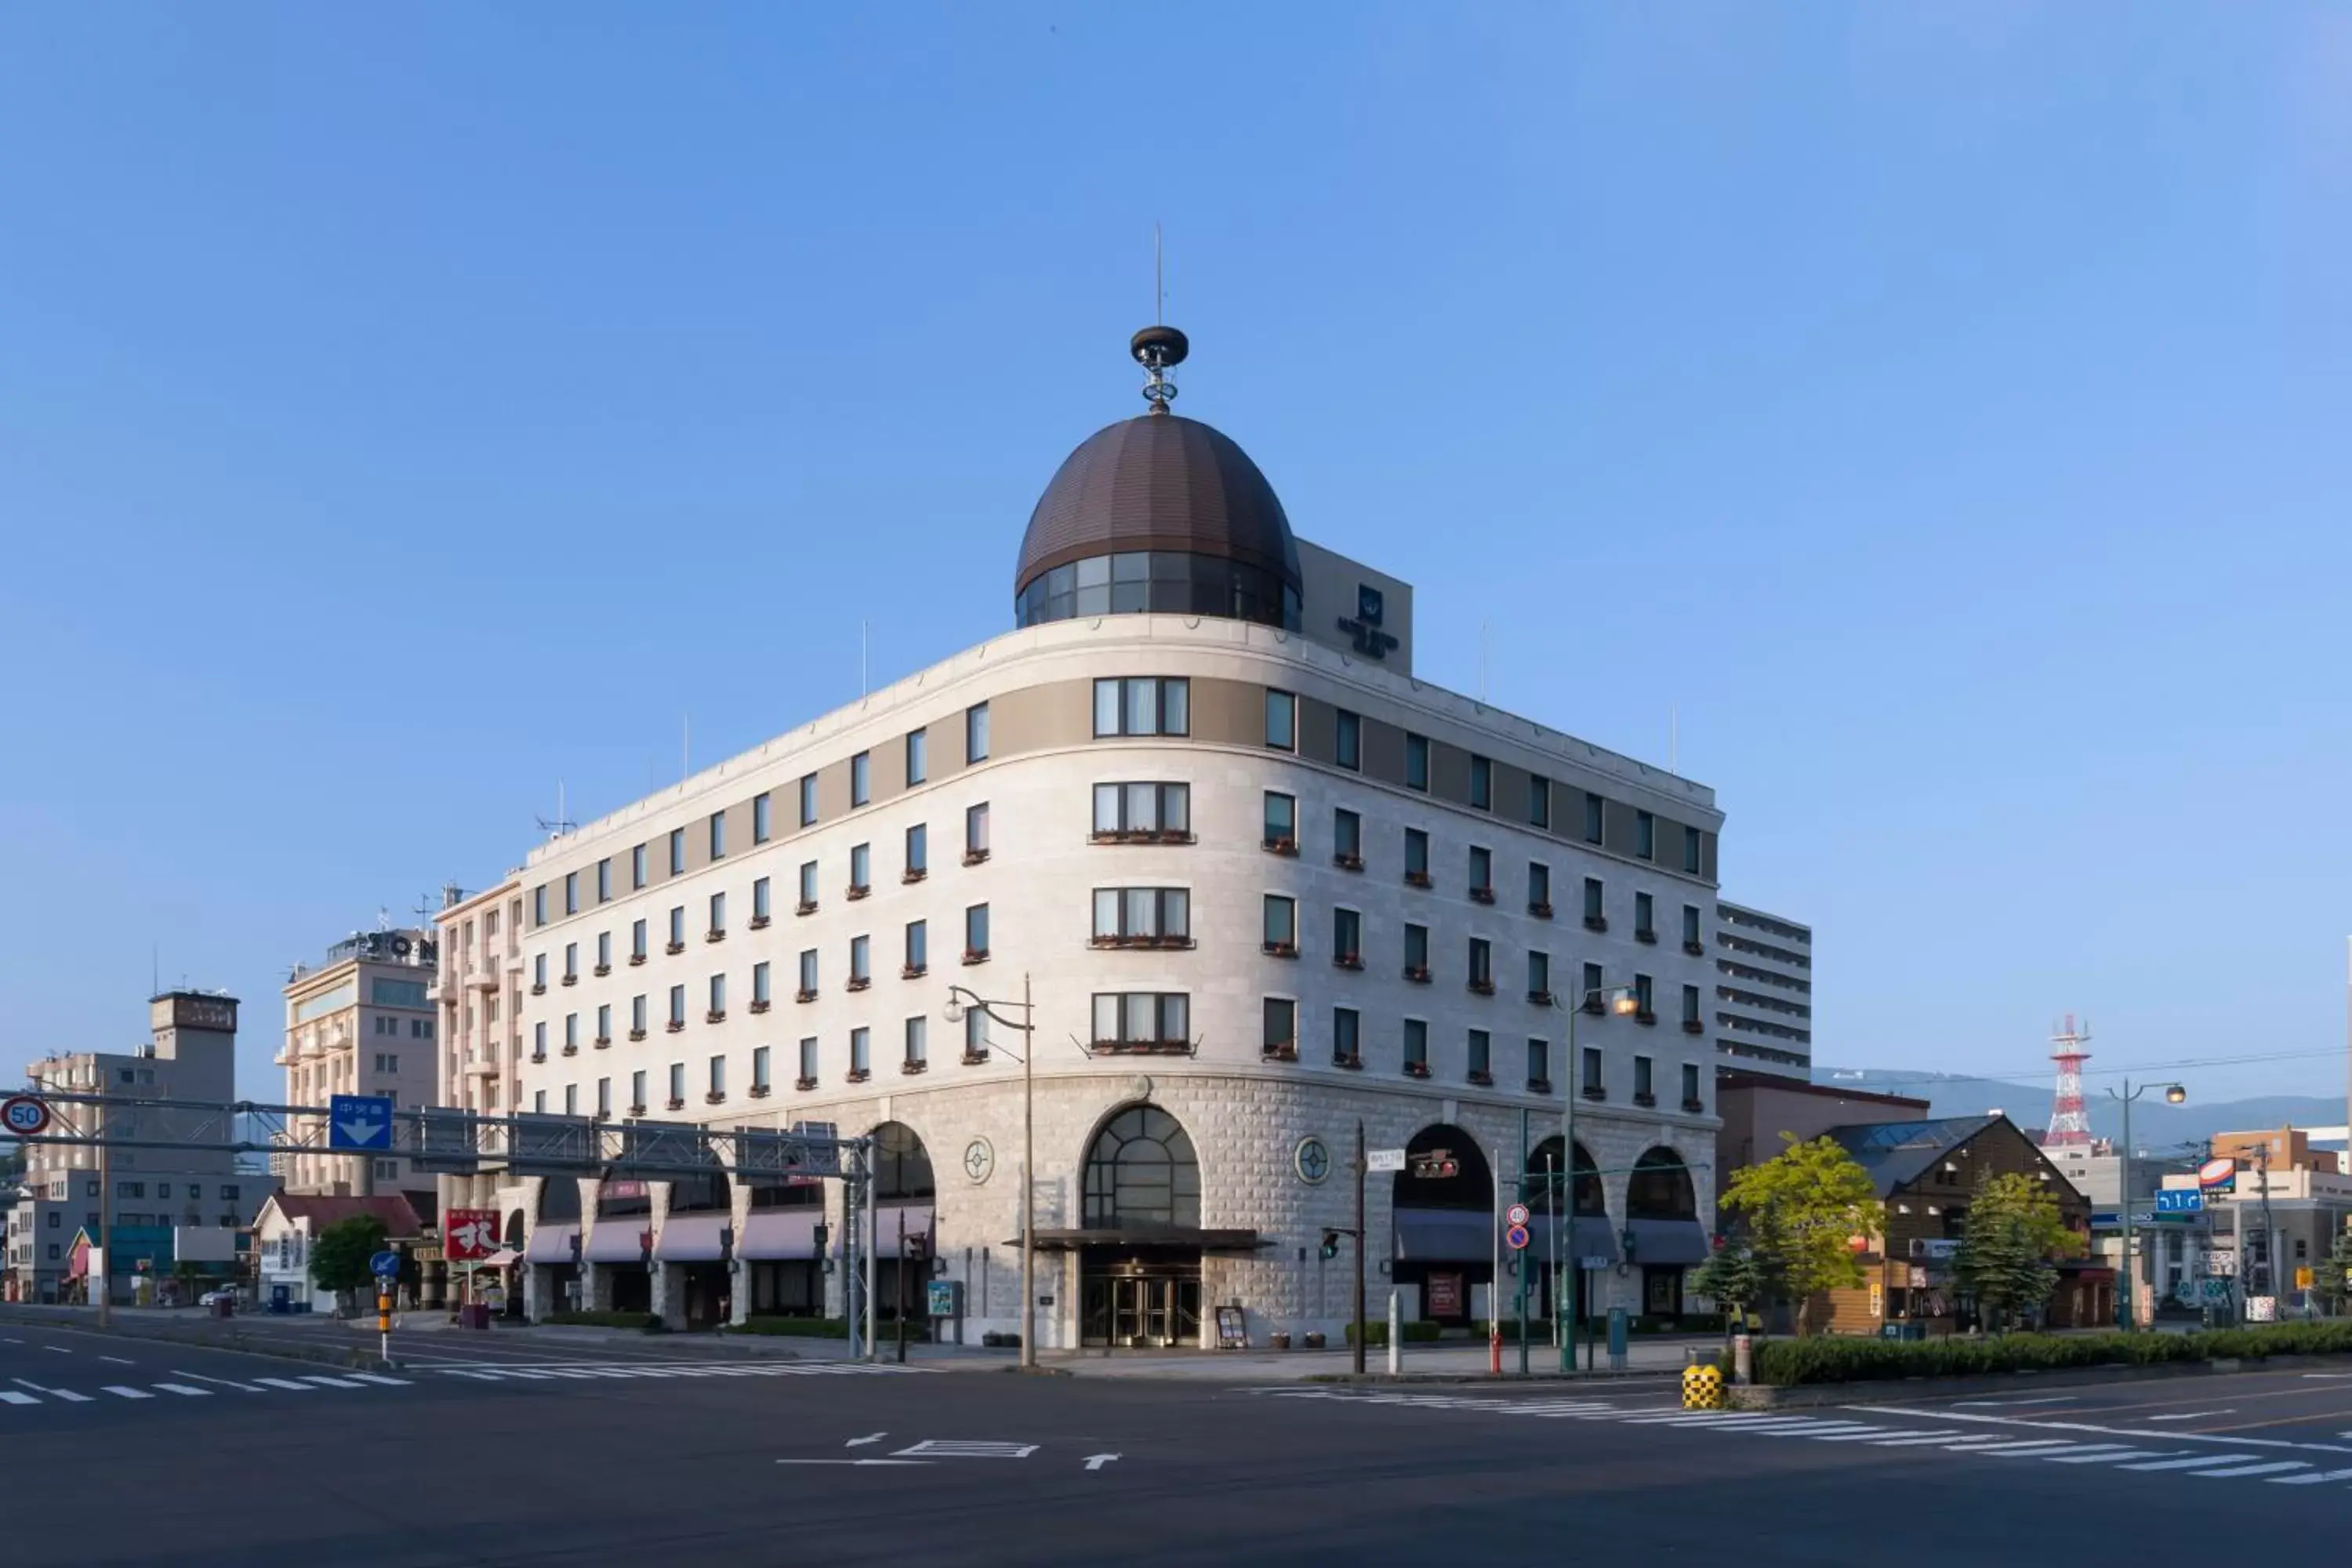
[1681,1361,1726,1410]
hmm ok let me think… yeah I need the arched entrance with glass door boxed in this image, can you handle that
[1625,1146,1708,1320]
[1389,1125,1496,1327]
[1076,1104,1205,1348]
[869,1121,935,1326]
[1526,1136,1615,1330]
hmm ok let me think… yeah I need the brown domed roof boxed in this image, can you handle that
[1015,412,1301,596]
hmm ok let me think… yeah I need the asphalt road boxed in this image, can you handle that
[4,1319,2346,1567]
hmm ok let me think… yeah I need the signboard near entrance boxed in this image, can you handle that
[1425,1272,1463,1319]
[1365,1149,1406,1174]
[445,1208,497,1261]
[1215,1305,1247,1349]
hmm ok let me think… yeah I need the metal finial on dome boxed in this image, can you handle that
[1132,324,1188,413]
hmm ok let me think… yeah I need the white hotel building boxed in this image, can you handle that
[467,326,1750,1346]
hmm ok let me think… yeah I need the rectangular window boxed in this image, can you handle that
[669,1062,686,1106]
[1265,689,1296,750]
[1682,904,1702,950]
[631,919,648,961]
[753,877,771,922]
[1468,937,1492,989]
[1263,997,1296,1055]
[1526,1038,1550,1090]
[1581,1046,1602,1094]
[1262,895,1297,951]
[669,828,686,876]
[708,1055,726,1098]
[1403,922,1428,975]
[1527,949,1550,1000]
[534,1091,546,1114]
[564,1085,578,1116]
[903,1016,927,1069]
[596,931,612,970]
[850,751,871,807]
[670,906,686,948]
[596,1003,611,1042]
[966,701,990,764]
[1402,1018,1428,1073]
[905,920,928,974]
[800,773,818,827]
[1684,826,1702,874]
[799,949,818,994]
[564,873,579,915]
[1405,733,1429,791]
[533,1022,547,1059]
[597,1077,612,1117]
[799,1037,818,1084]
[1529,862,1552,912]
[1635,891,1654,939]
[1093,677,1190,737]
[633,844,648,888]
[1333,906,1361,964]
[964,902,990,958]
[965,802,990,859]
[1468,844,1492,897]
[709,891,727,936]
[596,858,612,903]
[1469,756,1492,811]
[799,860,818,907]
[1090,992,1190,1047]
[709,811,727,861]
[1333,808,1362,865]
[1332,1007,1361,1066]
[1098,780,1191,841]
[1633,973,1654,1017]
[1584,794,1605,845]
[964,1006,990,1060]
[1635,810,1654,861]
[849,935,871,985]
[850,842,871,893]
[631,995,647,1036]
[1527,775,1550,829]
[905,822,928,877]
[669,986,687,1028]
[631,1070,646,1112]
[564,941,579,980]
[753,962,771,1007]
[1682,1062,1702,1110]
[1335,710,1361,771]
[1404,827,1429,884]
[1468,1029,1490,1080]
[1095,887,1191,944]
[1261,791,1295,848]
[1634,1055,1653,1102]
[753,793,772,844]
[906,729,928,786]
[1682,983,1700,1026]
[1582,962,1603,1007]
[1583,877,1605,927]
[532,886,546,926]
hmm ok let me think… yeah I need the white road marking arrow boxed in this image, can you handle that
[1083,1454,1121,1472]
[776,1459,930,1467]
[846,1432,887,1447]
[336,1115,386,1146]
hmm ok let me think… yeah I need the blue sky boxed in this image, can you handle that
[3,5,2347,1108]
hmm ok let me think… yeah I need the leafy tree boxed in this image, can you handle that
[1955,1171,2074,1330]
[309,1215,390,1302]
[2314,1225,2352,1317]
[1719,1134,1882,1336]
[1690,1238,1772,1335]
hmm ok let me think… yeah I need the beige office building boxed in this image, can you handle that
[278,927,442,1219]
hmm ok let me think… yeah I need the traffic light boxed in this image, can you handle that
[1319,1229,1340,1261]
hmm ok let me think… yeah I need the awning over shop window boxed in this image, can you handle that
[1516,1214,1621,1265]
[583,1221,650,1264]
[521,1223,578,1265]
[739,1210,823,1261]
[474,1249,520,1269]
[1393,1207,1493,1263]
[655,1214,730,1263]
[1624,1218,1710,1267]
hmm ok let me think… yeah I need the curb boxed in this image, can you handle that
[1726,1352,2347,1409]
[1301,1369,1682,1386]
[1,1311,392,1373]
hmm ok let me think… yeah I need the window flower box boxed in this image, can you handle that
[749,1000,771,1015]
[1467,979,1495,997]
[901,964,927,979]
[1261,837,1298,857]
[1526,989,1554,1007]
[561,1044,579,1057]
[628,1029,647,1042]
[1527,1078,1553,1094]
[1581,997,1605,1016]
[796,988,818,1004]
[1091,1039,1193,1056]
[1633,1091,1657,1108]
[846,976,871,993]
[1332,1054,1363,1071]
[1261,1041,1298,1062]
[531,1051,548,1063]
[962,949,990,965]
[1682,940,1706,957]
[666,940,686,955]
[593,1036,612,1049]
[750,1084,771,1098]
[593,964,612,978]
[706,1091,727,1105]
[629,953,647,967]
[628,1103,647,1116]
[797,899,818,916]
[900,1059,927,1076]
[1634,929,1657,946]
[796,1076,819,1092]
[1682,1019,1705,1035]
[1581,1085,1606,1101]
[1468,887,1496,906]
[529,983,546,996]
[749,916,771,931]
[847,1068,871,1084]
[1261,941,1298,959]
[962,849,991,867]
[960,1050,990,1066]
[1682,1097,1706,1114]
[666,1097,686,1111]
[1403,965,1432,985]
[706,1009,726,1024]
[1467,1069,1494,1087]
[561,974,578,987]
[1582,916,1607,934]
[1404,870,1433,889]
[846,885,870,902]
[1528,901,1554,920]
[902,869,927,885]
[706,930,726,944]
[1332,853,1363,873]
[1333,953,1363,971]
[666,1020,685,1033]
[1403,1061,1432,1080]
[1635,1009,1657,1027]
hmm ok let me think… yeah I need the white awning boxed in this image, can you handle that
[655,1213,729,1263]
[583,1221,650,1264]
[521,1223,577,1265]
[739,1210,822,1261]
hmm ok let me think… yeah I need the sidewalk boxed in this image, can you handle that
[1029,1335,1708,1381]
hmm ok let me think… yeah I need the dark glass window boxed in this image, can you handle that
[1335,710,1361,771]
[1020,553,1301,633]
[1083,1105,1200,1229]
[1405,735,1429,791]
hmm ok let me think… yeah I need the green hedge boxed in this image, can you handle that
[1345,1319,1445,1347]
[541,1311,665,1332]
[1755,1321,2352,1387]
[729,1315,848,1338]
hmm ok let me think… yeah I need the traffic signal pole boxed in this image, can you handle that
[1353,1120,1367,1376]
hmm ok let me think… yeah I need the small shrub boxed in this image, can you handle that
[1753,1321,2352,1387]
[541,1310,665,1332]
[731,1315,850,1338]
[1344,1319,1444,1348]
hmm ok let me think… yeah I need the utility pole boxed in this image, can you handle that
[1352,1120,1367,1377]
[95,1080,111,1327]
[1515,1109,1530,1377]
[895,1207,908,1364]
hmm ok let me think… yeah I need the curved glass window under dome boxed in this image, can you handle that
[1016,550,1302,631]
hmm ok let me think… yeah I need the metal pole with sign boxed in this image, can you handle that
[1515,1108,1529,1377]
[1353,1120,1367,1377]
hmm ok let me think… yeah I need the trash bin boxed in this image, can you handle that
[211,1298,234,1320]
[462,1303,492,1330]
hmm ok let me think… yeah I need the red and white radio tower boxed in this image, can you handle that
[2045,1014,2093,1147]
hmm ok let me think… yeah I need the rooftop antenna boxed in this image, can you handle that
[1155,220,1165,325]
[412,893,437,931]
[1134,227,1186,415]
[535,782,577,841]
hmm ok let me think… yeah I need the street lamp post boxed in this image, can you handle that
[943,975,1036,1371]
[1558,982,1639,1375]
[2108,1079,2187,1330]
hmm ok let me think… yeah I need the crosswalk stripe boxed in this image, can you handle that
[253,1378,315,1392]
[101,1386,154,1400]
[2118,1454,2268,1472]
[300,1377,366,1389]
[347,1374,411,1386]
[40,1388,93,1403]
[0,1392,38,1405]
[1864,1432,1969,1446]
[2042,1447,2158,1464]
[153,1385,212,1397]
[2187,1461,2309,1480]
[2267,1467,2352,1485]
[1944,1439,2078,1454]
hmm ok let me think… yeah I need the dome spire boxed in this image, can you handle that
[1132,324,1188,413]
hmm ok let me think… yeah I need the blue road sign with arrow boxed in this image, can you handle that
[328,1094,394,1152]
[370,1250,401,1280]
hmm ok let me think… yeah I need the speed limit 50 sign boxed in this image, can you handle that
[1,1094,53,1136]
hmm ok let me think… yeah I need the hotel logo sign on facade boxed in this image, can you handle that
[1337,584,1399,661]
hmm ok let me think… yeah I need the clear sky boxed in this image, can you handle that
[3,5,2347,1109]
